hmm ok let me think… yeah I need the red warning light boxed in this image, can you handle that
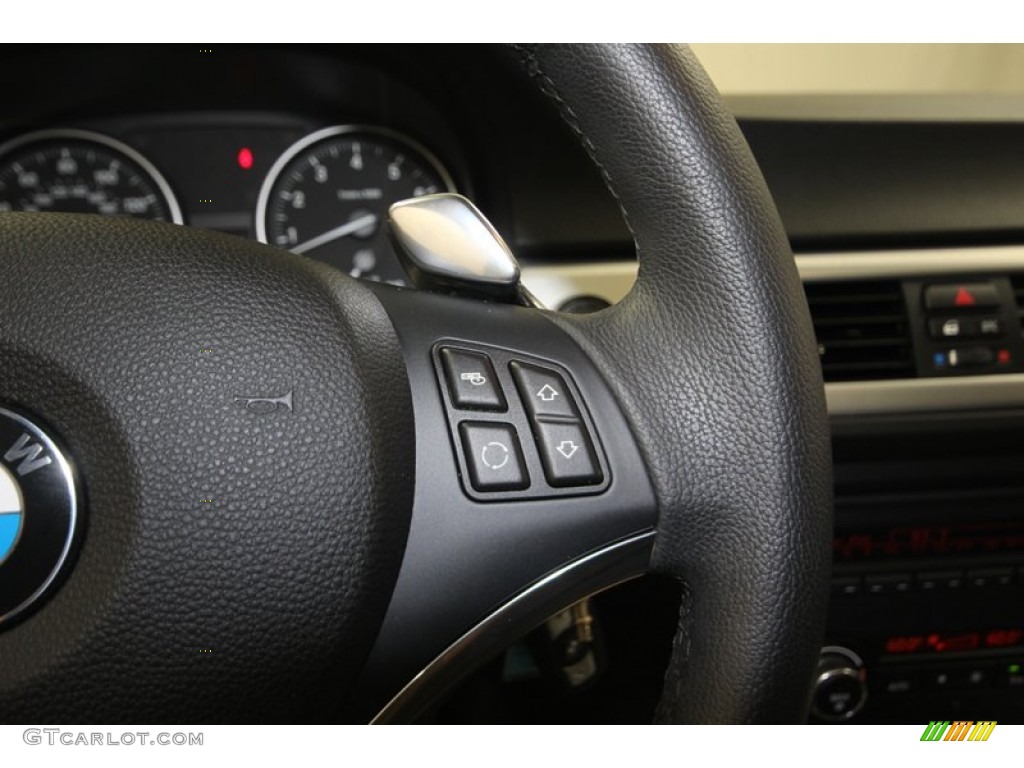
[954,286,976,307]
[237,147,254,170]
[998,349,1011,365]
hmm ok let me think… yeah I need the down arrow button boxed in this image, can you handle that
[534,421,602,487]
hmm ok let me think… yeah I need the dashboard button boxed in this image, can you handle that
[533,421,602,487]
[459,422,529,492]
[831,576,862,597]
[876,668,917,695]
[979,317,1004,336]
[510,361,578,420]
[929,317,976,339]
[967,567,1015,588]
[925,668,958,689]
[865,573,912,595]
[963,666,991,688]
[1002,661,1024,688]
[924,282,1000,310]
[947,346,995,368]
[918,570,964,590]
[440,347,507,411]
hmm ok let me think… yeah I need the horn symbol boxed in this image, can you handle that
[233,392,293,414]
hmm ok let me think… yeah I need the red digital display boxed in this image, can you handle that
[987,629,1024,648]
[834,521,1024,561]
[885,636,925,654]
[885,629,1022,655]
[927,632,980,653]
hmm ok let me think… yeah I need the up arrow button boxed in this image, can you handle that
[510,361,577,419]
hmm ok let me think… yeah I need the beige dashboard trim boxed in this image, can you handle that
[520,246,1024,418]
[796,246,1024,282]
[521,260,638,307]
[722,94,1024,123]
[826,375,1024,416]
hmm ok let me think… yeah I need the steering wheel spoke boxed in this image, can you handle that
[355,285,657,721]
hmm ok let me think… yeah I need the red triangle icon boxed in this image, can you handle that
[954,286,976,307]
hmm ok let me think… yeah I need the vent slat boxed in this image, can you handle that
[806,293,904,306]
[805,280,913,383]
[813,314,906,328]
[817,337,909,349]
[821,361,914,373]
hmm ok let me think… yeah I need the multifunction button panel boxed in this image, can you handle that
[905,278,1024,376]
[434,343,609,501]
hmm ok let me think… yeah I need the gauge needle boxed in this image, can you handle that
[291,213,378,255]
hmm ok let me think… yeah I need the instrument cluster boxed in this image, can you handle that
[0,118,458,285]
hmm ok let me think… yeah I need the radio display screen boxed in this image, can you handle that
[884,629,1024,655]
[834,521,1024,561]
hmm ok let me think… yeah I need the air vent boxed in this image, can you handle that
[1012,274,1024,340]
[804,280,914,382]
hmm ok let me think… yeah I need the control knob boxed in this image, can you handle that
[811,645,867,722]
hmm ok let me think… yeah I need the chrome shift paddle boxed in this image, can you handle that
[389,193,542,307]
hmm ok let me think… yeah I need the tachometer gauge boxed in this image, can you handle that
[0,129,182,223]
[255,125,455,284]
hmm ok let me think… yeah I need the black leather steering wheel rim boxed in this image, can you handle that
[0,43,831,724]
[514,44,833,723]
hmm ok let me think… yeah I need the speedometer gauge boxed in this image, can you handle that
[255,125,455,284]
[0,129,182,223]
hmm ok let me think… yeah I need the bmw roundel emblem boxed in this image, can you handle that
[0,406,80,629]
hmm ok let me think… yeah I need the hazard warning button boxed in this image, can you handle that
[923,282,1000,310]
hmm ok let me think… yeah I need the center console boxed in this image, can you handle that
[817,410,1024,722]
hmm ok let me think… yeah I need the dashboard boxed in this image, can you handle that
[3,44,1024,724]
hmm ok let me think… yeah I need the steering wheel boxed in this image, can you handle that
[0,44,831,723]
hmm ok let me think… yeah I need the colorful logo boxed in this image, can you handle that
[920,721,997,742]
[0,407,80,630]
[0,463,24,566]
